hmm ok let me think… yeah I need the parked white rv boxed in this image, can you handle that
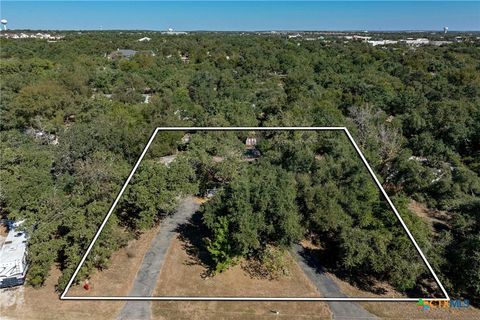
[0,221,28,288]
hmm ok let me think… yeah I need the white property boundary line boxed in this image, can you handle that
[61,127,449,302]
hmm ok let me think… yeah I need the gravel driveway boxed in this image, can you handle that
[292,244,378,320]
[117,196,200,320]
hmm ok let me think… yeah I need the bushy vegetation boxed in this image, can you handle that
[203,162,303,272]
[241,245,291,280]
[0,32,479,301]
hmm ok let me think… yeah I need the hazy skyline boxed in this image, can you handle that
[1,1,479,31]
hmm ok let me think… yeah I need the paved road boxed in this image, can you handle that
[292,244,378,320]
[117,196,200,320]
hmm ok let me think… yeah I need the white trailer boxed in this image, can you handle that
[0,222,28,288]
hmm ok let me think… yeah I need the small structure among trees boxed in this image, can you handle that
[245,136,260,160]
[245,137,257,147]
[108,49,138,59]
[0,221,29,288]
[107,49,155,60]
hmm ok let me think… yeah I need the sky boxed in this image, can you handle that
[0,1,479,31]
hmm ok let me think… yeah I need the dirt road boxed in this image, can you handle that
[292,244,378,320]
[117,196,200,320]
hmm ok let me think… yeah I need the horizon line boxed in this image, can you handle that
[2,29,480,33]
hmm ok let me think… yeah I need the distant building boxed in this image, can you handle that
[138,37,151,42]
[0,221,28,288]
[352,35,372,41]
[180,53,189,63]
[367,40,398,46]
[163,28,188,35]
[181,134,191,144]
[401,38,430,46]
[107,49,156,60]
[244,136,260,160]
[245,137,257,147]
[141,94,151,104]
[108,49,138,59]
[364,37,452,47]
[430,40,452,46]
[288,33,302,39]
[0,32,64,40]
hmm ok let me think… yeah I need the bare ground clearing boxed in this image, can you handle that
[152,236,331,319]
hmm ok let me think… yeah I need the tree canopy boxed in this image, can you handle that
[0,31,479,302]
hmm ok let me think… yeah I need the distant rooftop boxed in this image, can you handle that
[108,49,138,59]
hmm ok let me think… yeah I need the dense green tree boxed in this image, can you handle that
[118,156,198,231]
[203,163,303,272]
[446,200,480,303]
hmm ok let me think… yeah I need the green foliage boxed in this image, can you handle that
[203,163,303,272]
[446,200,480,302]
[118,156,198,231]
[205,216,235,273]
[242,245,290,280]
[0,32,478,299]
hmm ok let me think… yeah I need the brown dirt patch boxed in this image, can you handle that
[151,301,332,320]
[409,200,450,232]
[151,236,331,319]
[0,224,8,237]
[69,224,161,297]
[193,196,209,204]
[0,225,7,247]
[155,236,322,297]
